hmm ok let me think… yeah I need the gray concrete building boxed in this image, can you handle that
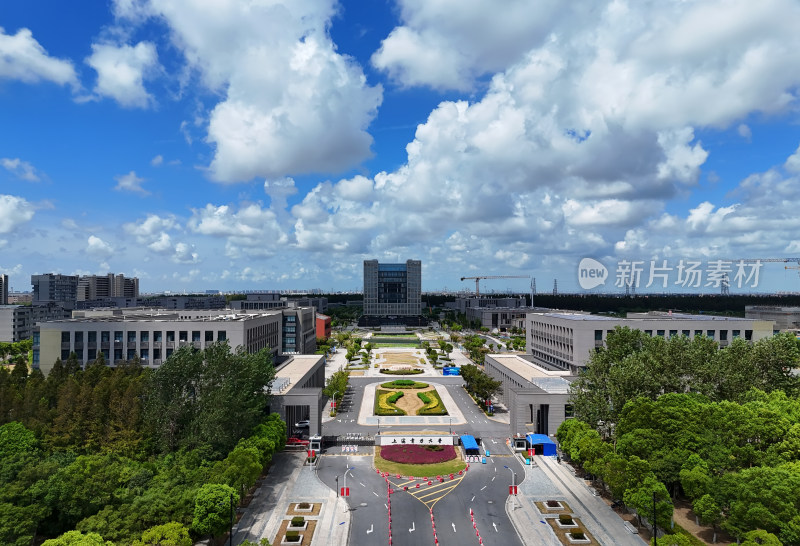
[32,273,79,308]
[745,306,800,332]
[526,311,775,373]
[0,305,33,342]
[77,274,139,301]
[270,354,326,437]
[484,354,575,437]
[363,259,422,316]
[0,274,8,305]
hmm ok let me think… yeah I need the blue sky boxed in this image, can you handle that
[2,0,800,295]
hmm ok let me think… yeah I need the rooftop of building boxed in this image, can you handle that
[273,354,324,393]
[488,354,573,393]
[40,309,282,324]
[536,311,756,322]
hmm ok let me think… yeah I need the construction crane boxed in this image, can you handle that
[460,275,530,296]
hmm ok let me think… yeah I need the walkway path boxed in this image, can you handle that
[233,452,350,546]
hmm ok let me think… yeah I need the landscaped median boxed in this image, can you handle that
[374,444,467,477]
[373,380,449,416]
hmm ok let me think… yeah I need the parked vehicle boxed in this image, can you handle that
[294,420,310,428]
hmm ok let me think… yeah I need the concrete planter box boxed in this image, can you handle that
[566,533,590,544]
[545,500,564,510]
[556,519,579,528]
[294,504,313,513]
[281,537,303,546]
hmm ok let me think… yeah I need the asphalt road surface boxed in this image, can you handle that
[317,376,523,546]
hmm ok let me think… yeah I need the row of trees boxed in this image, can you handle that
[0,343,285,545]
[0,339,32,366]
[569,328,800,427]
[562,327,800,544]
[460,364,502,407]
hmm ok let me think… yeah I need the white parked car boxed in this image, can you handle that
[295,420,310,428]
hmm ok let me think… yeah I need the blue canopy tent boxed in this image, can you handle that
[525,433,557,456]
[460,434,480,456]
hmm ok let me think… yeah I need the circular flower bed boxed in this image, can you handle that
[381,444,456,464]
[380,380,429,389]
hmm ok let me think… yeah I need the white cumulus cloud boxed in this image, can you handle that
[86,235,114,258]
[0,27,79,88]
[1,157,41,181]
[114,0,382,182]
[85,41,159,108]
[0,194,35,233]
[114,170,149,195]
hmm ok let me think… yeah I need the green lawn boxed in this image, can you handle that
[373,343,419,348]
[375,448,467,476]
[380,380,429,389]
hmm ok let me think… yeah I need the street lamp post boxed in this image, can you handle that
[653,491,657,545]
[229,493,234,546]
[341,466,354,513]
[377,417,380,436]
[449,417,452,435]
[504,465,516,509]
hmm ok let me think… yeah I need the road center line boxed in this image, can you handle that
[480,486,487,490]
[372,491,379,497]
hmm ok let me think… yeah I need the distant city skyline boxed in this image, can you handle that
[2,1,800,294]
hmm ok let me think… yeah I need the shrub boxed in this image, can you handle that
[570,532,586,540]
[379,368,424,375]
[418,390,448,416]
[374,389,406,416]
[290,516,304,527]
[381,444,457,464]
[297,503,310,510]
[387,392,404,404]
[547,500,561,507]
[559,514,574,525]
[285,530,300,542]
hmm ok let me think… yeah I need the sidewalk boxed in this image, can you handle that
[233,452,350,546]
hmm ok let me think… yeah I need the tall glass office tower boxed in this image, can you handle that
[363,260,422,316]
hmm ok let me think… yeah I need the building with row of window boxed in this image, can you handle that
[525,311,773,373]
[0,274,8,305]
[32,306,317,375]
[361,259,423,326]
[0,305,33,342]
[745,306,800,332]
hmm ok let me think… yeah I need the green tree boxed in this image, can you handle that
[693,494,722,544]
[623,475,673,533]
[132,522,192,546]
[41,530,113,545]
[191,484,238,540]
[740,529,782,545]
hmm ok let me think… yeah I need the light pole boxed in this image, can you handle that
[652,490,658,545]
[342,465,354,513]
[377,417,380,435]
[449,417,452,435]
[504,465,517,509]
[229,492,234,546]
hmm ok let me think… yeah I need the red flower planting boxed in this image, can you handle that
[381,444,456,464]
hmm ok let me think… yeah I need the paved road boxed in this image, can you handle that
[317,452,524,546]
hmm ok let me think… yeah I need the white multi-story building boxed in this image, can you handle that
[526,311,774,373]
[33,309,287,375]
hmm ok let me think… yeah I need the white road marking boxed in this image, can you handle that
[373,491,379,497]
[359,482,365,487]
[493,523,498,532]
[493,467,496,472]
[452,523,456,533]
[491,476,495,481]
[409,522,415,533]
[385,503,388,509]
[367,524,373,534]
[471,495,475,502]
[480,486,487,491]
